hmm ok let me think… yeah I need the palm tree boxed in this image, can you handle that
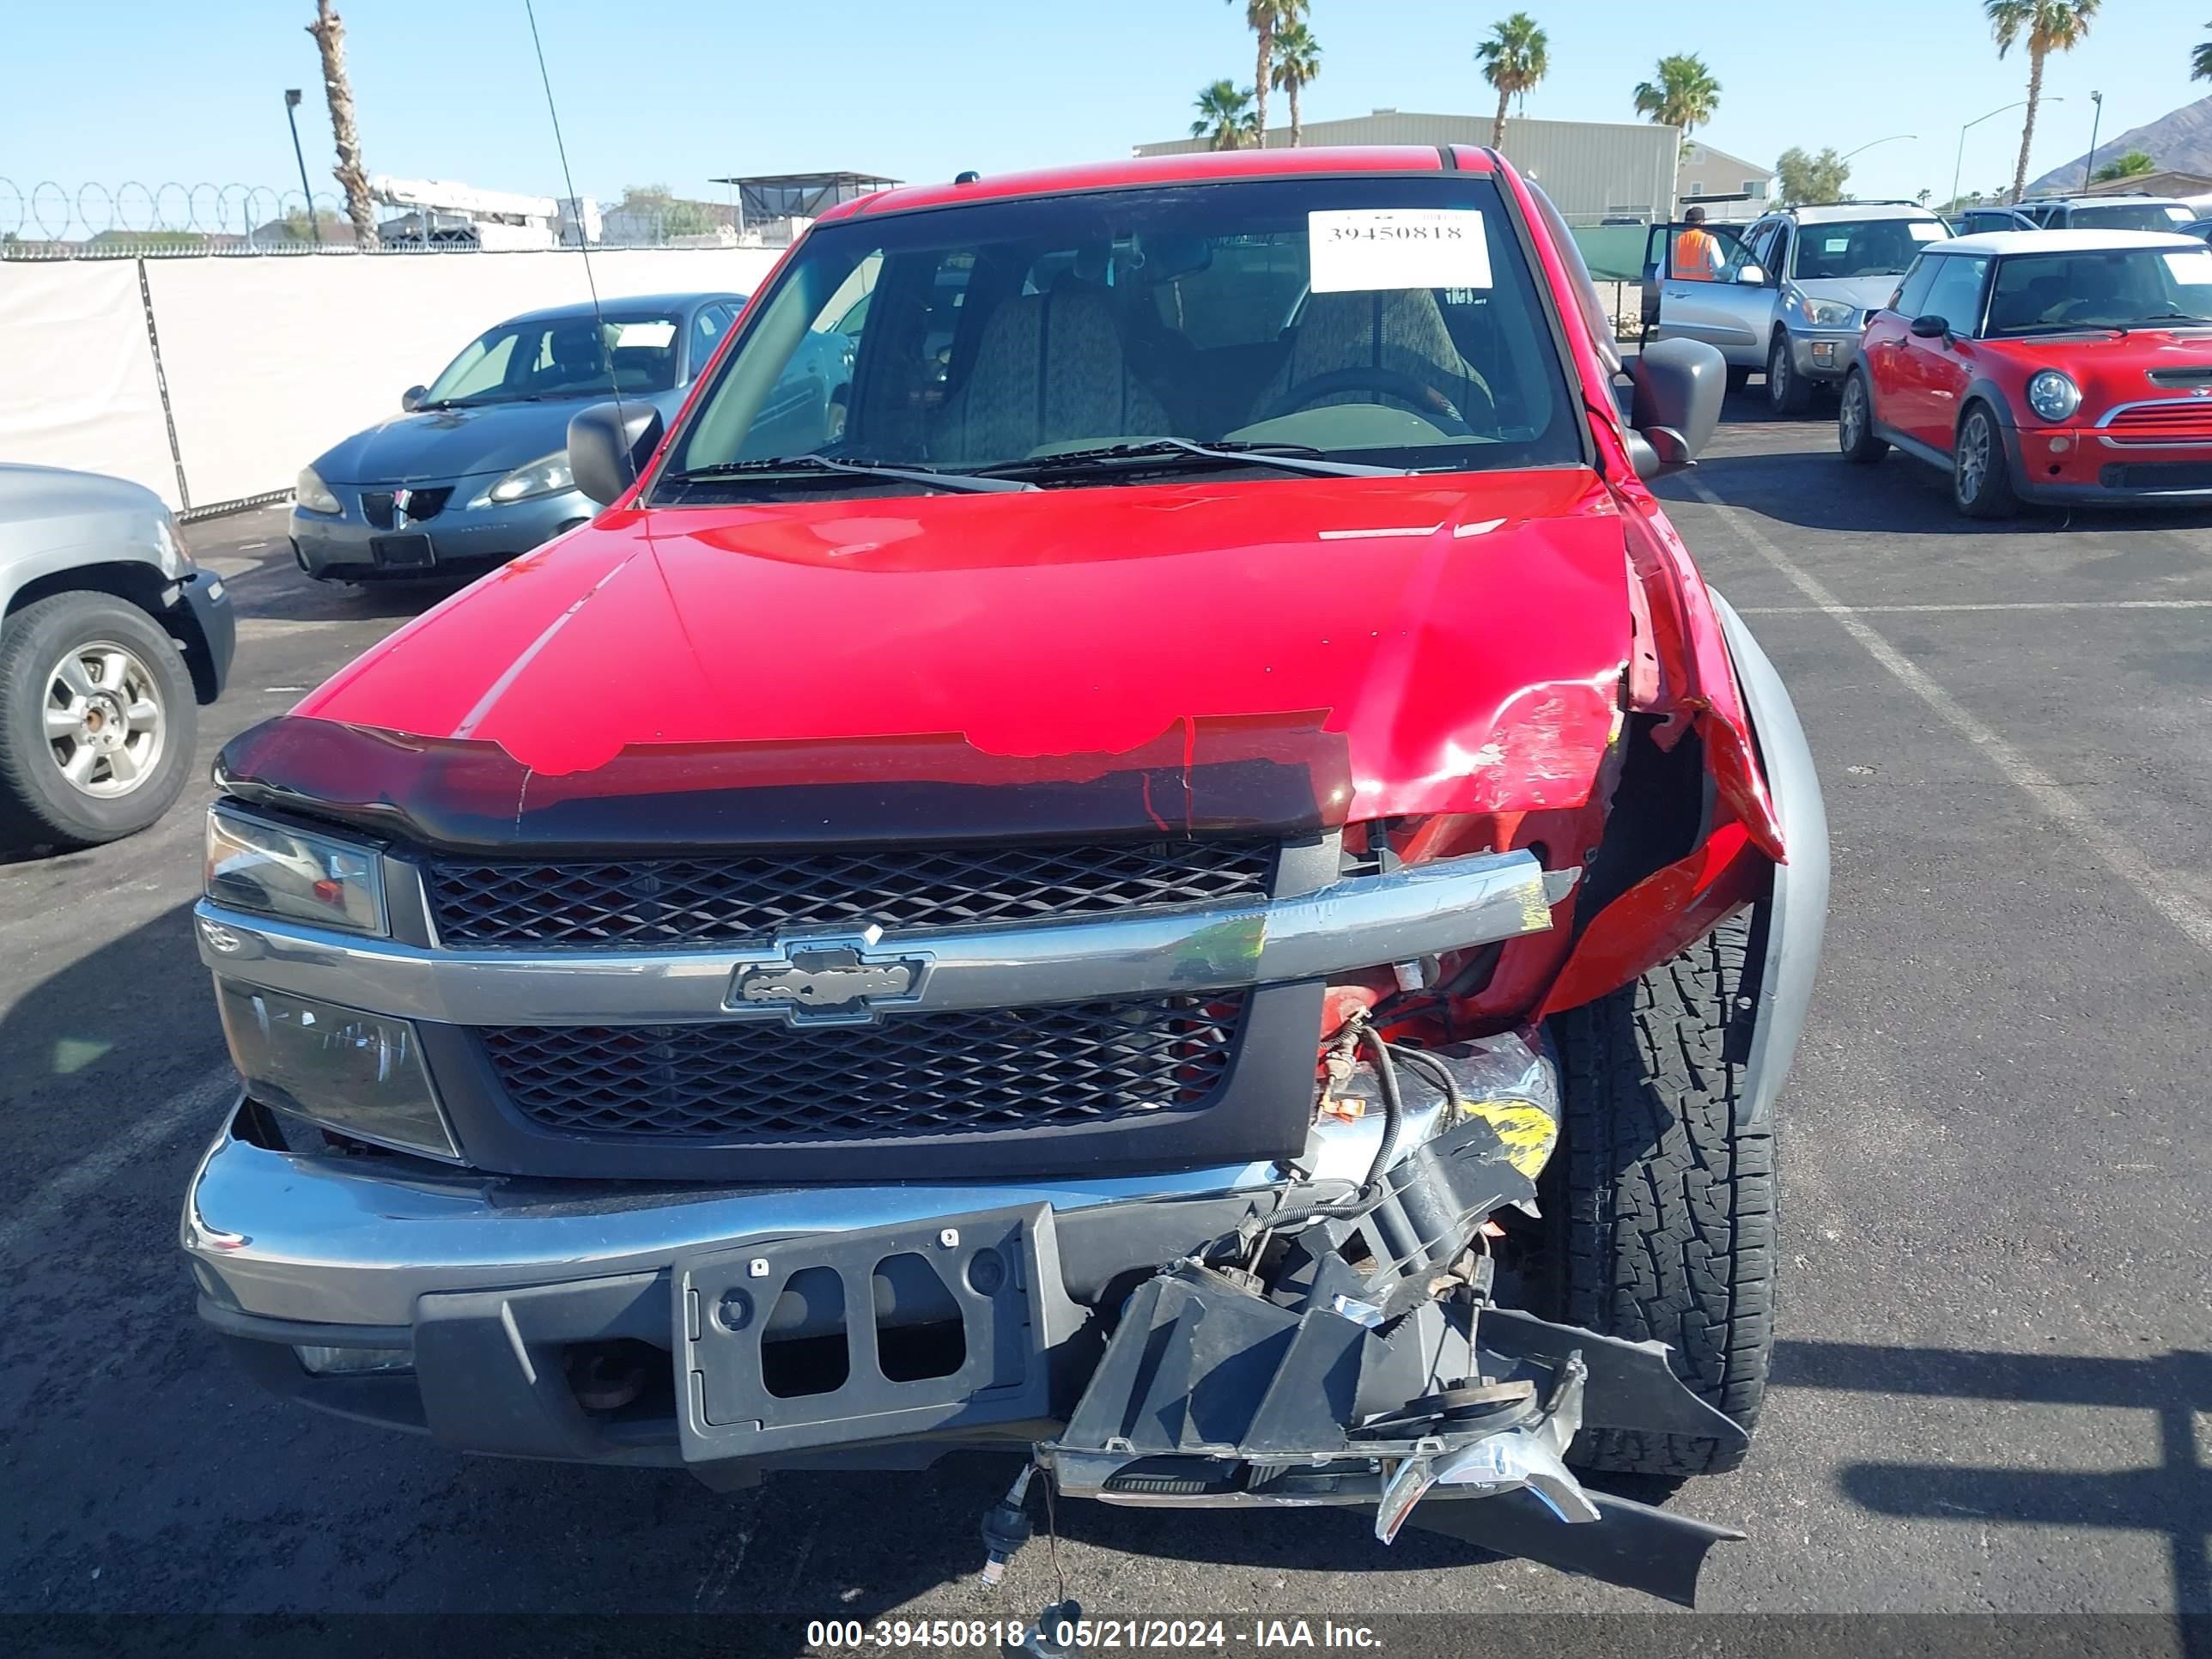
[1270,22,1322,147]
[1631,53,1721,136]
[1475,14,1550,149]
[2093,149,2156,182]
[1228,0,1302,149]
[306,0,377,250]
[1191,79,1256,151]
[1985,0,2099,204]
[2194,22,2212,80]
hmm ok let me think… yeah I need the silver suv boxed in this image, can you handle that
[1642,201,1953,415]
[1966,193,2197,234]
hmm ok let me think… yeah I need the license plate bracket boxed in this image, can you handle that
[673,1205,1062,1462]
[370,533,434,569]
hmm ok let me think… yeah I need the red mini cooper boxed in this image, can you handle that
[1838,228,2212,515]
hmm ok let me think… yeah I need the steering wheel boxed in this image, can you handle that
[1261,368,1478,436]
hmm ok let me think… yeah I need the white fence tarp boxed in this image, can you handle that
[0,262,178,507]
[2,248,785,514]
[143,248,782,510]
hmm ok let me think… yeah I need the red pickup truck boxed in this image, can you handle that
[187,147,1826,1605]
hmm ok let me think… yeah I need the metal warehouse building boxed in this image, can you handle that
[1134,109,1681,224]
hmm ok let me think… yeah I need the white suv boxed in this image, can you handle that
[1641,201,1953,415]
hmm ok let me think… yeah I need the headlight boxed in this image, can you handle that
[481,451,575,505]
[295,466,342,515]
[2026,370,2081,422]
[153,515,195,580]
[216,979,459,1160]
[1789,290,1858,329]
[204,805,387,936]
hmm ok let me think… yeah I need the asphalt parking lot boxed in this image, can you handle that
[2,399,2209,1624]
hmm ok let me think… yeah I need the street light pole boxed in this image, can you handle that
[2081,91,2103,191]
[1841,133,1917,163]
[283,88,321,246]
[1950,97,2061,210]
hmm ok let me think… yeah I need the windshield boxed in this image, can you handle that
[2069,203,2194,232]
[1984,245,2212,335]
[1792,218,1947,281]
[421,313,684,408]
[658,174,1582,497]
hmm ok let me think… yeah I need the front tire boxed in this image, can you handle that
[1954,403,2018,519]
[1766,334,1812,416]
[1540,913,1776,1476]
[0,592,198,851]
[1838,369,1888,464]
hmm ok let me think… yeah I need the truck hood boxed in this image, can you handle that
[277,469,1634,833]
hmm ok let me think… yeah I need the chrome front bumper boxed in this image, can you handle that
[182,1106,1297,1328]
[194,848,1573,1028]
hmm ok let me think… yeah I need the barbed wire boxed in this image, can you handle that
[0,178,773,258]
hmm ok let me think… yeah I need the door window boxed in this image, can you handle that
[1919,255,1991,336]
[1663,222,1757,283]
[1891,256,1939,319]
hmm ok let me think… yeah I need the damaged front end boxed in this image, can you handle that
[1032,1030,1743,1604]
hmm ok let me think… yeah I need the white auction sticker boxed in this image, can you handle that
[1824,237,1850,253]
[2162,250,2212,284]
[1308,210,1492,294]
[1908,221,1945,240]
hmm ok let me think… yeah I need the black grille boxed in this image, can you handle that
[2101,461,2212,490]
[427,840,1276,948]
[481,994,1246,1141]
[362,487,453,529]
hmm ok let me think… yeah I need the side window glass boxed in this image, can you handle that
[1892,256,1938,319]
[1920,255,1990,335]
[688,307,726,380]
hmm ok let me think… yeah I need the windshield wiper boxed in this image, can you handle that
[2131,312,2212,326]
[659,455,1036,495]
[976,438,1405,481]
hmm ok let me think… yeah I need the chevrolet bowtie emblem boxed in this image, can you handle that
[727,934,932,1025]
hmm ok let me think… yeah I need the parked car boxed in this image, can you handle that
[187,147,1826,1606]
[1838,228,2212,514]
[1642,200,1952,415]
[2181,216,2212,246]
[2014,194,2198,233]
[289,292,762,583]
[1951,205,2039,235]
[0,465,234,848]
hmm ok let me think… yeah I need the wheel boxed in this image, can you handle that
[1837,369,1888,464]
[1726,364,1753,394]
[0,591,198,850]
[1954,402,2018,519]
[1766,334,1812,416]
[1540,912,1775,1475]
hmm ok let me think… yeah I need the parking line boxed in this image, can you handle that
[0,1067,234,1261]
[1738,600,2212,615]
[1686,478,2212,960]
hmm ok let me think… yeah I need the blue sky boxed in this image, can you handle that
[3,2,2203,211]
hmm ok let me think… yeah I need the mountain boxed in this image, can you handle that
[2027,93,2212,195]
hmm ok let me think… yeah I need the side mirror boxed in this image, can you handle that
[1625,338,1725,481]
[1909,313,1949,339]
[568,400,665,507]
[400,385,428,413]
[1734,264,1768,287]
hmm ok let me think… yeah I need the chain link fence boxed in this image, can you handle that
[0,178,768,259]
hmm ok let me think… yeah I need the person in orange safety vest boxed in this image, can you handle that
[1673,206,1723,282]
